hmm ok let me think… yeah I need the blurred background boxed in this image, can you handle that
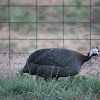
[0,0,100,78]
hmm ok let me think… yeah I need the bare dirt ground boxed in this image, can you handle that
[0,54,100,79]
[0,0,100,79]
[0,25,100,79]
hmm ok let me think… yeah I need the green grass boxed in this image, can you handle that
[0,75,100,100]
[0,0,100,32]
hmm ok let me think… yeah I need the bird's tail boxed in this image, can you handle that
[20,65,29,73]
[20,63,39,75]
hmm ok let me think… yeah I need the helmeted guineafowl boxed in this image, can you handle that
[21,47,100,79]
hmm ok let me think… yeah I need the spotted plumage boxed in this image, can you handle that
[21,47,100,79]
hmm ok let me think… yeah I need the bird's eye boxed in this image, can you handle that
[98,50,100,52]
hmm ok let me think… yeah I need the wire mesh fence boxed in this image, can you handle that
[0,0,100,78]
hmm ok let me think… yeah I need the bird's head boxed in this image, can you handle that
[88,47,100,57]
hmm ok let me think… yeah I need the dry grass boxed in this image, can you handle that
[0,25,100,79]
[0,0,100,79]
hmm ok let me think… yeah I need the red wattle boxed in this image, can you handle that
[97,53,100,56]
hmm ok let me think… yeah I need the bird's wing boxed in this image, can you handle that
[34,48,75,67]
[26,49,51,65]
